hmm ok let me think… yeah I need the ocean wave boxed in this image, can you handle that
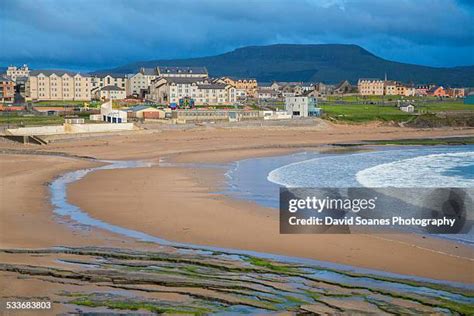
[356,151,474,188]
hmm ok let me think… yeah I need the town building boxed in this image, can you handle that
[91,74,128,91]
[285,96,318,117]
[148,77,236,106]
[126,68,160,98]
[0,76,15,103]
[26,70,91,101]
[257,88,280,100]
[416,84,436,96]
[99,100,127,123]
[95,85,126,100]
[157,66,208,78]
[127,105,165,119]
[427,86,448,97]
[219,77,258,98]
[400,104,415,113]
[6,64,30,82]
[447,88,465,98]
[333,80,353,94]
[358,79,384,95]
[314,82,333,95]
[171,109,261,123]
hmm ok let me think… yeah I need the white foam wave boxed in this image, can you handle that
[356,151,474,188]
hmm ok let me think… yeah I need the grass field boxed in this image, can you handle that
[417,101,474,112]
[321,100,473,123]
[326,95,439,102]
[33,100,87,107]
[0,115,64,126]
[320,104,414,122]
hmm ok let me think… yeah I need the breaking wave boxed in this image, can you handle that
[356,151,474,188]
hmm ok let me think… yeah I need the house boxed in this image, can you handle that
[91,74,128,92]
[100,100,127,123]
[314,82,334,95]
[446,88,465,98]
[27,70,91,101]
[148,76,236,106]
[0,76,15,103]
[126,68,159,98]
[127,105,164,119]
[95,85,126,100]
[427,86,447,97]
[400,104,415,113]
[257,88,280,100]
[333,80,353,94]
[157,66,208,78]
[218,77,258,98]
[358,79,384,95]
[416,84,436,96]
[285,96,318,117]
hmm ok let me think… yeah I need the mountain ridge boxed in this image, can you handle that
[94,44,474,86]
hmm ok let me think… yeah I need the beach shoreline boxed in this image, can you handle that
[1,124,474,285]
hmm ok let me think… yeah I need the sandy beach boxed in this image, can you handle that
[1,123,474,291]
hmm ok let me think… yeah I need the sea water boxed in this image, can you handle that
[225,145,474,244]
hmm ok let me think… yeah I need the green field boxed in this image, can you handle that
[0,115,64,126]
[321,100,473,123]
[320,104,414,122]
[417,101,473,112]
[33,100,87,107]
[326,95,438,102]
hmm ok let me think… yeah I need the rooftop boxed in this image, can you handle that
[158,66,208,75]
[30,70,88,77]
[101,85,125,91]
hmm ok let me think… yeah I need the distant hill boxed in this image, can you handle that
[94,44,474,86]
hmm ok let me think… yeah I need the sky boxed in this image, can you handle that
[1,0,473,71]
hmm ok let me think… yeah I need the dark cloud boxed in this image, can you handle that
[1,0,473,70]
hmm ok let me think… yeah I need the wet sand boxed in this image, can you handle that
[2,123,474,284]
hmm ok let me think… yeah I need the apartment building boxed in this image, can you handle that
[6,64,30,82]
[126,68,159,97]
[94,85,127,100]
[358,79,385,95]
[91,74,128,91]
[27,70,91,101]
[0,76,15,103]
[285,96,318,117]
[219,77,258,98]
[384,80,416,96]
[157,66,208,78]
[148,76,236,105]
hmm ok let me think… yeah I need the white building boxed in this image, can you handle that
[400,104,415,113]
[95,85,126,100]
[126,68,159,97]
[7,64,30,81]
[100,100,128,123]
[285,96,318,117]
[148,77,236,105]
[91,74,128,92]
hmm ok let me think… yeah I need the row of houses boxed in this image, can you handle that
[358,78,465,97]
[2,64,468,105]
[4,65,258,106]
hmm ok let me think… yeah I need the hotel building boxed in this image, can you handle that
[358,78,385,95]
[26,70,91,101]
[148,76,236,105]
